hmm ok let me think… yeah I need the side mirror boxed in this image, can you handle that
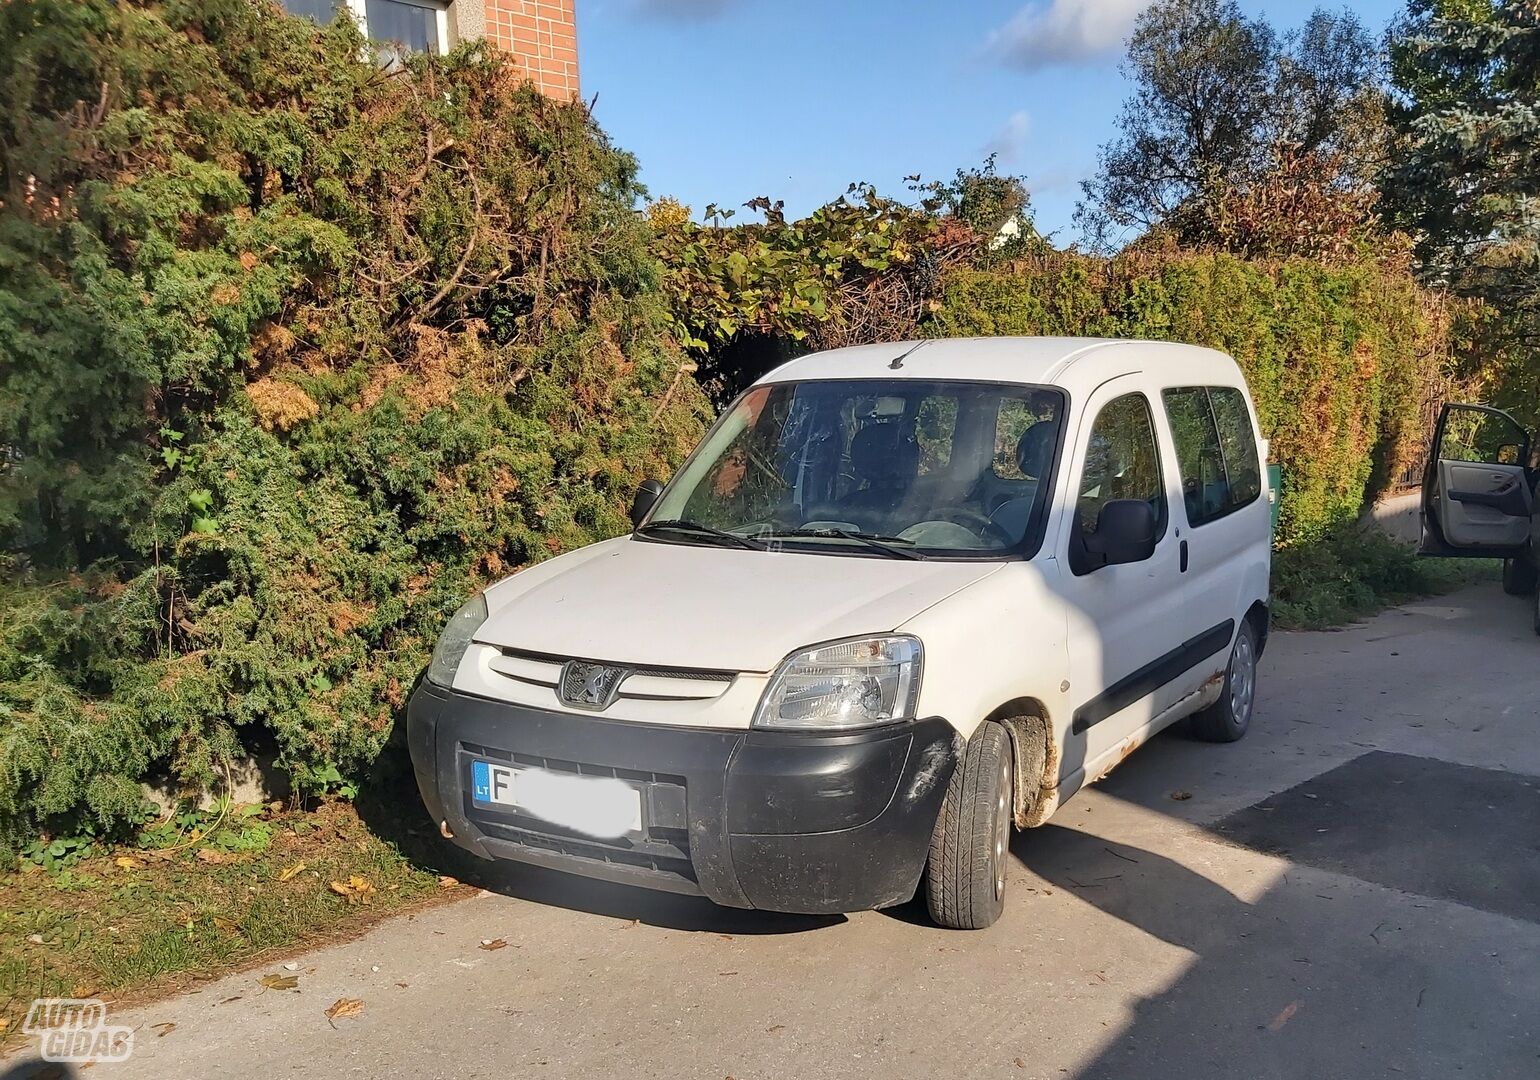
[630,479,665,529]
[1083,499,1157,569]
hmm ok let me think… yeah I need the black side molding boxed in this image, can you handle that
[1072,619,1235,735]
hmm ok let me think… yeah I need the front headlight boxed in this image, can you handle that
[753,635,922,731]
[426,593,488,688]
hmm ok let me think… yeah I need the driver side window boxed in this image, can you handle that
[1077,393,1167,543]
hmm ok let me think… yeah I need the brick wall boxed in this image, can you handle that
[484,0,579,100]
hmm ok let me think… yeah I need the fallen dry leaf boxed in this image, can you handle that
[438,875,459,889]
[71,985,98,999]
[213,916,241,934]
[114,856,144,871]
[196,848,232,865]
[278,862,307,882]
[329,875,375,905]
[1170,790,1193,801]
[1014,1058,1026,1069]
[1267,1000,1301,1031]
[479,938,508,951]
[259,974,300,992]
[152,1022,176,1038]
[325,998,365,1026]
[0,1018,10,1032]
[765,1025,784,1034]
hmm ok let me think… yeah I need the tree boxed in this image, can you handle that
[1275,8,1391,175]
[1077,0,1387,251]
[1383,1,1540,324]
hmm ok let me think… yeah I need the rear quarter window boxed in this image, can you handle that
[1162,385,1261,526]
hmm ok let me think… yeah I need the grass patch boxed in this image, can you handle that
[0,799,474,1049]
[1271,524,1497,629]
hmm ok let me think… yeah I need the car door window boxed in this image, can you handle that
[1077,393,1167,542]
[1163,386,1260,526]
[1435,406,1529,466]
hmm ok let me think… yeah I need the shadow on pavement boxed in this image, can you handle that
[466,858,844,935]
[0,1061,82,1079]
[1015,791,1540,1079]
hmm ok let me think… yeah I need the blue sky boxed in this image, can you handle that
[577,0,1405,244]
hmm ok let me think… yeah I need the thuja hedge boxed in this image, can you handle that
[0,0,710,851]
[926,252,1453,542]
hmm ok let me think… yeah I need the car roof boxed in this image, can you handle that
[754,336,1244,398]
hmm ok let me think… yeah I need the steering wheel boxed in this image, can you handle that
[933,506,1013,544]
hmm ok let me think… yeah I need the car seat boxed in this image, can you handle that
[839,423,921,527]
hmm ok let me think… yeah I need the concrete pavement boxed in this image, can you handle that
[7,581,1540,1079]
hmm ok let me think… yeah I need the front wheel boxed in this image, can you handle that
[1190,618,1259,743]
[1503,555,1537,596]
[925,722,1012,930]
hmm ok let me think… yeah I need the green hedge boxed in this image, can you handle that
[926,253,1449,542]
[0,0,709,853]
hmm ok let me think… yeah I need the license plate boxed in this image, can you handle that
[471,760,642,839]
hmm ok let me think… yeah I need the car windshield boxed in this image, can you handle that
[641,379,1066,557]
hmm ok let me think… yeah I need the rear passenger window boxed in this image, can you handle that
[994,397,1056,481]
[1162,386,1261,526]
[913,395,958,474]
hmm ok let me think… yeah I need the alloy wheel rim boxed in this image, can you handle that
[1229,633,1255,724]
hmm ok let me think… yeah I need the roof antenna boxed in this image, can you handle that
[888,340,927,370]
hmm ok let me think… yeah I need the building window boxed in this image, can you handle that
[280,0,449,58]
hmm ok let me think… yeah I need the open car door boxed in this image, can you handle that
[1420,403,1534,557]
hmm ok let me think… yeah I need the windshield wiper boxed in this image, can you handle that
[636,519,766,550]
[756,527,926,560]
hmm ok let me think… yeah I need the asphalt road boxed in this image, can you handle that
[10,580,1540,1080]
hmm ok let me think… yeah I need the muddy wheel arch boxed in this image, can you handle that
[985,702,1059,828]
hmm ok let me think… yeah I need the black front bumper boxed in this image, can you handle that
[406,682,960,914]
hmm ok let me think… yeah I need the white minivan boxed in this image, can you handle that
[409,337,1272,928]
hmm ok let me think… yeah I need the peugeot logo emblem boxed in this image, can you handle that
[559,660,626,710]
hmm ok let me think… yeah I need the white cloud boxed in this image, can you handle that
[983,110,1033,165]
[987,0,1152,71]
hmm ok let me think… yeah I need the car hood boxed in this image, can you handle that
[475,536,1001,672]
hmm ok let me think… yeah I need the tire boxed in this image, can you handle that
[1190,617,1259,743]
[925,722,1013,930]
[1503,555,1537,596]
